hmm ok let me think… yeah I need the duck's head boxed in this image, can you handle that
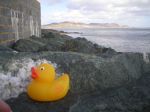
[31,63,55,83]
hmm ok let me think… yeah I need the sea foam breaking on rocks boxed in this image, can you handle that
[0,58,57,100]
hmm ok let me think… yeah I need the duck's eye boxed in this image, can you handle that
[40,67,45,71]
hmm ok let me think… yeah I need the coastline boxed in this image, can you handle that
[56,28,150,53]
[0,29,150,112]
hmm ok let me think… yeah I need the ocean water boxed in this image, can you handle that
[58,28,150,53]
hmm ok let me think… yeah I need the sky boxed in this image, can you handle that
[37,0,150,27]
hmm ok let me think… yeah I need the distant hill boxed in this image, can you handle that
[42,21,129,29]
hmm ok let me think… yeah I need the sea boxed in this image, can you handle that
[57,28,150,53]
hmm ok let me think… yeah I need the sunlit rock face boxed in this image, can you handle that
[0,0,41,43]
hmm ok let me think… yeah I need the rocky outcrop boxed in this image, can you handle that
[0,51,145,94]
[0,51,149,112]
[12,39,44,52]
[0,29,150,112]
[6,73,150,112]
[61,37,117,57]
[12,30,72,52]
[11,29,117,57]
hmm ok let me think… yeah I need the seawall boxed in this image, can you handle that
[0,0,41,43]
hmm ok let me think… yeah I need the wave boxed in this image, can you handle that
[0,58,57,100]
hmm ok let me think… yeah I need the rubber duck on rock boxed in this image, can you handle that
[27,63,70,101]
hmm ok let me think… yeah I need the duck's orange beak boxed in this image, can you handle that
[31,67,38,79]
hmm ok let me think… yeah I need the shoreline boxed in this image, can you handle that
[0,29,150,112]
[46,28,150,53]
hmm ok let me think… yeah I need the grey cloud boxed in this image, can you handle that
[41,0,63,5]
[67,0,150,17]
[127,9,150,16]
[67,1,108,11]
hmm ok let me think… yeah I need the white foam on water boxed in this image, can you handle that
[0,58,57,100]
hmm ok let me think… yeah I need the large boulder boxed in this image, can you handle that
[0,51,149,112]
[1,29,150,112]
[0,51,146,95]
[62,37,117,57]
[12,39,45,52]
[25,52,145,94]
[69,73,150,112]
[6,73,150,112]
[10,29,117,57]
[11,30,72,52]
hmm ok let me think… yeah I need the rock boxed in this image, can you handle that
[6,92,77,112]
[0,45,14,52]
[100,47,118,58]
[29,36,65,51]
[5,65,150,112]
[11,30,72,52]
[1,29,150,112]
[0,51,17,70]
[38,43,62,51]
[10,30,116,58]
[42,29,72,40]
[25,52,145,94]
[61,37,117,57]
[0,51,149,112]
[12,39,45,52]
[0,51,146,95]
[69,73,150,112]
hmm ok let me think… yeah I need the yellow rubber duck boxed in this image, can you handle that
[27,63,70,101]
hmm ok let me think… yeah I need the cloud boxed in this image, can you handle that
[42,10,90,24]
[40,0,150,27]
[67,0,150,16]
[38,0,63,5]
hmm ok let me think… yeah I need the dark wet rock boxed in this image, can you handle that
[0,52,16,68]
[10,29,116,57]
[0,51,145,94]
[11,29,72,52]
[1,29,150,112]
[41,29,72,40]
[12,39,44,52]
[28,52,145,93]
[69,73,150,112]
[61,37,96,52]
[100,47,118,57]
[0,45,14,52]
[61,37,117,57]
[1,51,150,112]
[38,43,62,51]
[6,92,77,112]
[6,71,150,112]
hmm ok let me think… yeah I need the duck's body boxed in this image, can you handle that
[27,63,70,101]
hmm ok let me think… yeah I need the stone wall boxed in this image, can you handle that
[0,0,41,43]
